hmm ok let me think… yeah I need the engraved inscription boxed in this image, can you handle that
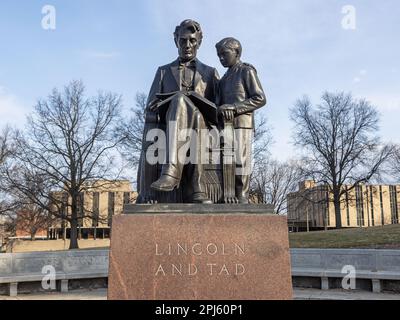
[154,242,246,277]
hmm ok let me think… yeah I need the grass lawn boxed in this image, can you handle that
[289,224,400,249]
[5,239,110,253]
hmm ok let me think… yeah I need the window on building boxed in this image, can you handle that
[61,193,68,231]
[108,192,115,227]
[389,186,399,224]
[123,192,131,205]
[325,187,330,227]
[397,186,400,224]
[380,186,385,225]
[312,198,316,227]
[345,186,350,226]
[355,186,365,227]
[77,193,84,227]
[365,187,370,227]
[92,192,99,227]
[369,186,375,227]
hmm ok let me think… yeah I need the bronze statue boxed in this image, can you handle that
[136,20,219,204]
[136,22,267,205]
[216,37,267,204]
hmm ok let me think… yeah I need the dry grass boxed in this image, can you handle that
[6,239,110,253]
[289,224,400,249]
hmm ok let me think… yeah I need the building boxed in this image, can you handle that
[49,180,136,240]
[287,180,400,231]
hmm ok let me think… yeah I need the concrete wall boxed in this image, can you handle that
[0,249,108,278]
[1,248,399,278]
[1,248,399,295]
[0,249,400,276]
[291,248,400,292]
[291,248,400,273]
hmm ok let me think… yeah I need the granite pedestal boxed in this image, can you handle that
[108,204,293,300]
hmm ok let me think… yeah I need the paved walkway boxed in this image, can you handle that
[1,288,399,300]
[294,288,400,300]
[0,288,107,300]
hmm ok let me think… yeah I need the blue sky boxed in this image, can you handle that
[0,0,399,161]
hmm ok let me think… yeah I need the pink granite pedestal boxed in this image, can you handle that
[108,204,292,300]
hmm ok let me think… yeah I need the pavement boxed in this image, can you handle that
[0,288,108,300]
[293,288,400,300]
[0,288,399,300]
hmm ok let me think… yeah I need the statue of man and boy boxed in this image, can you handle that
[137,19,266,205]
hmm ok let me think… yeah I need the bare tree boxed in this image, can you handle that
[290,92,394,228]
[9,206,53,241]
[0,126,15,251]
[0,126,14,216]
[3,169,56,240]
[1,80,123,249]
[115,93,146,175]
[252,113,273,162]
[250,157,301,213]
[0,126,12,165]
[389,144,400,182]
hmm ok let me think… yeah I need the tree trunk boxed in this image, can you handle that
[69,218,79,249]
[334,192,342,229]
[69,196,79,249]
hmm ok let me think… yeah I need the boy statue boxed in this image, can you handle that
[216,37,267,204]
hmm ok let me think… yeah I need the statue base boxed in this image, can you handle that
[107,204,293,300]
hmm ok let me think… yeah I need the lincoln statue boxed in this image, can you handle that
[136,19,219,204]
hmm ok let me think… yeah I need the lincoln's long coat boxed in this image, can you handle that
[137,58,219,203]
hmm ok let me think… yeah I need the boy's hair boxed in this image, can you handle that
[174,19,203,46]
[215,37,242,58]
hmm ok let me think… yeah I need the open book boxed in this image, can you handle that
[155,91,218,125]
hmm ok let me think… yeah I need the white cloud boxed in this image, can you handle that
[353,77,361,83]
[360,69,367,76]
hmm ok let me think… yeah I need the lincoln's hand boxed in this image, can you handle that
[218,104,235,112]
[149,101,160,112]
[218,104,236,122]
[223,110,235,121]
